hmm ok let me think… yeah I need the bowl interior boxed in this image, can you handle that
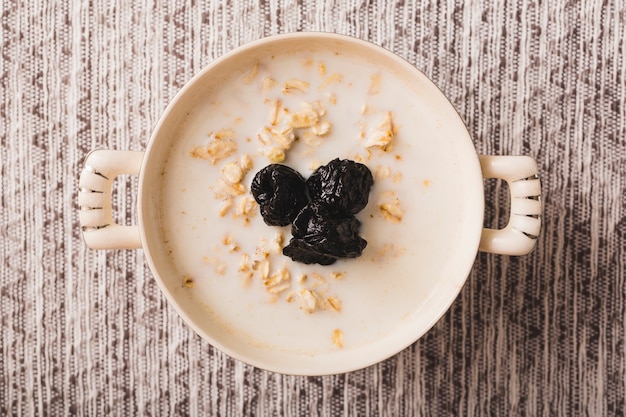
[139,33,483,375]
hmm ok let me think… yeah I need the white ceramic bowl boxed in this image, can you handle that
[78,33,541,375]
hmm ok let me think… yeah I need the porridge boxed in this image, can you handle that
[158,47,467,354]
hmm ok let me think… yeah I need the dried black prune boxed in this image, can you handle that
[252,159,373,265]
[250,164,308,226]
[283,201,367,263]
[306,158,374,215]
[282,238,338,265]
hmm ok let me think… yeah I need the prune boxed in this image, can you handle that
[306,158,374,215]
[250,164,308,226]
[282,201,367,264]
[252,159,373,265]
[282,238,338,265]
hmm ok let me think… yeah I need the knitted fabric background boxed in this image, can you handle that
[1,0,624,415]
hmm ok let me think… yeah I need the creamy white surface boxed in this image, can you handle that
[158,49,469,354]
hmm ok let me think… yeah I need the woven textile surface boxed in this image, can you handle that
[1,0,625,415]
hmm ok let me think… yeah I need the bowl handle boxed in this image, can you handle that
[478,155,542,255]
[78,150,144,250]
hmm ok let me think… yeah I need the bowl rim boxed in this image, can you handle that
[136,32,484,375]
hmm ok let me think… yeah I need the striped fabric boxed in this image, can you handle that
[1,0,624,415]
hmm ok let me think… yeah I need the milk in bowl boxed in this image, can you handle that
[156,42,476,363]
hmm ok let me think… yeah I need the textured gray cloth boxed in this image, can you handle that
[1,0,624,415]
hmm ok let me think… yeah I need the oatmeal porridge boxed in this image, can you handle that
[157,47,469,354]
